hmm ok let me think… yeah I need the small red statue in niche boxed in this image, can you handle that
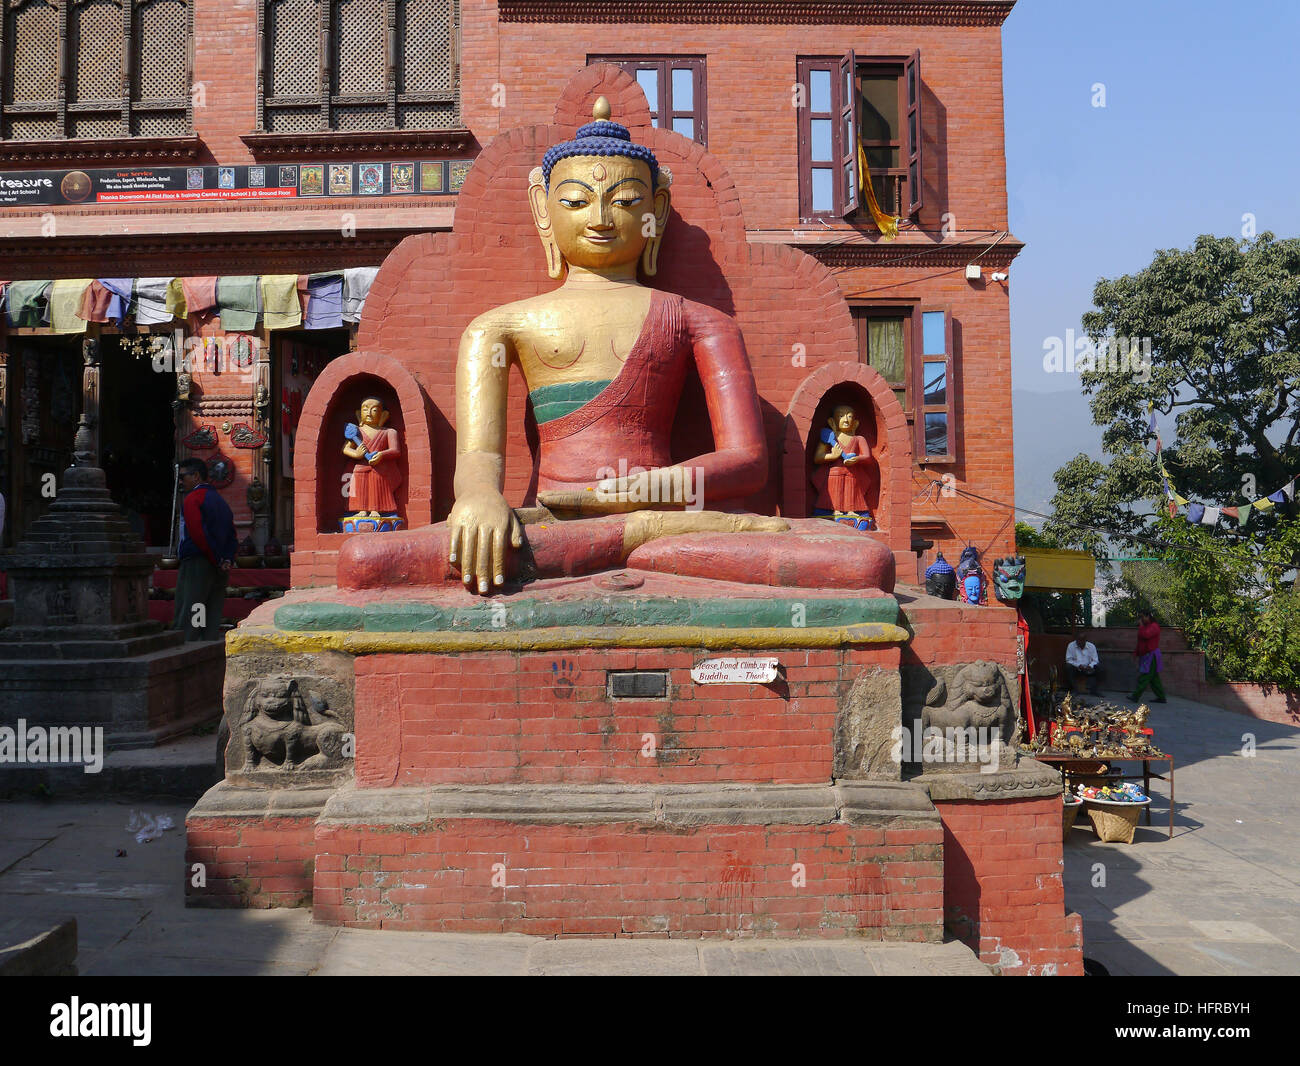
[812,404,879,531]
[341,397,404,533]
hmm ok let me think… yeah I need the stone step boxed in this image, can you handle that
[0,732,223,801]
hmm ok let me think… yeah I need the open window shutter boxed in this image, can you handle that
[904,49,923,216]
[838,50,859,217]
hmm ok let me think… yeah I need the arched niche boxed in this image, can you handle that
[291,350,433,585]
[783,361,912,559]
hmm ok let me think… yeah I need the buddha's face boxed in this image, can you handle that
[546,155,654,271]
[359,399,386,428]
[831,407,858,434]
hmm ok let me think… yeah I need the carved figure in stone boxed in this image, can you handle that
[338,98,895,596]
[241,678,345,771]
[922,661,1015,740]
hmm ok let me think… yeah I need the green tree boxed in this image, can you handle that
[1042,233,1300,683]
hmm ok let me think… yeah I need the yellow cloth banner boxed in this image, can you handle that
[48,279,93,334]
[857,144,899,241]
[261,274,302,330]
[165,277,188,319]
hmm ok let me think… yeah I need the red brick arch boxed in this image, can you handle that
[783,361,912,558]
[290,350,434,587]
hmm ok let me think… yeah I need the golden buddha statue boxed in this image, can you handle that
[338,100,893,595]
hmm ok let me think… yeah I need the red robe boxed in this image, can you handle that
[812,435,878,513]
[348,425,402,513]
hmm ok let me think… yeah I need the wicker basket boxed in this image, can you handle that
[1084,799,1150,843]
[1062,799,1083,840]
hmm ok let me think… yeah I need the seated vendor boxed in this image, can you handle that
[1065,633,1101,695]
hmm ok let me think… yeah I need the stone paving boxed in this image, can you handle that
[1,689,1295,975]
[1062,691,1300,976]
[0,798,988,976]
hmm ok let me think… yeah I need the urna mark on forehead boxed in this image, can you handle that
[542,96,663,192]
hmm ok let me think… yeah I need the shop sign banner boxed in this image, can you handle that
[0,161,461,207]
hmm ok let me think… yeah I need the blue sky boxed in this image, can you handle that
[1003,0,1300,395]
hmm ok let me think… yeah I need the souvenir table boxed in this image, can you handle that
[1034,753,1174,839]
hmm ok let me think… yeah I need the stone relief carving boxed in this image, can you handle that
[241,677,346,772]
[903,661,1020,774]
[222,651,354,786]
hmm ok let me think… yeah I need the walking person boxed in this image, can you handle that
[174,459,237,641]
[1129,609,1168,704]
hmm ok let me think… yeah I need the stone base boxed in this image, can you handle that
[185,773,1084,971]
[189,781,947,939]
[0,640,225,750]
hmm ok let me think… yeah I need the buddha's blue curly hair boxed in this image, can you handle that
[542,119,659,191]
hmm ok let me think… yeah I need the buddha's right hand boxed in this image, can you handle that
[447,490,523,593]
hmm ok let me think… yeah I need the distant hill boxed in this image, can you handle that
[1013,387,1106,525]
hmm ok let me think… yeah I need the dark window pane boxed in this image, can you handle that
[857,75,899,143]
[671,67,692,110]
[923,360,947,405]
[865,147,899,170]
[867,317,905,384]
[812,168,833,212]
[925,413,949,456]
[636,68,659,114]
[809,69,831,113]
[892,387,907,411]
[811,118,832,162]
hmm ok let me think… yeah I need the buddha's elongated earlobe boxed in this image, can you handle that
[641,169,673,277]
[528,166,566,280]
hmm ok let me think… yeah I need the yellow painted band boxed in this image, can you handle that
[225,622,910,656]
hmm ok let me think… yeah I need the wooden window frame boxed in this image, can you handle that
[914,304,956,465]
[796,51,923,223]
[0,0,194,142]
[850,303,913,418]
[587,55,707,146]
[257,0,460,134]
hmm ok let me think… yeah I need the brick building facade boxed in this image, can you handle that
[1,0,1021,583]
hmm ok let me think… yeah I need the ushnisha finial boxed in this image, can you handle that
[541,98,661,190]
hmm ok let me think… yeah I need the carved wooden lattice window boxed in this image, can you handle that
[259,0,459,133]
[0,0,192,140]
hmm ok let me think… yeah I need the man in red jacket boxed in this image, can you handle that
[1130,609,1168,703]
[174,458,237,641]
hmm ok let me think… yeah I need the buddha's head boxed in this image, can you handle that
[829,405,859,435]
[529,97,673,280]
[357,397,389,429]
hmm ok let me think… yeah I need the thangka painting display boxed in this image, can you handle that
[359,164,384,195]
[299,165,324,197]
[328,165,353,196]
[391,163,414,194]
